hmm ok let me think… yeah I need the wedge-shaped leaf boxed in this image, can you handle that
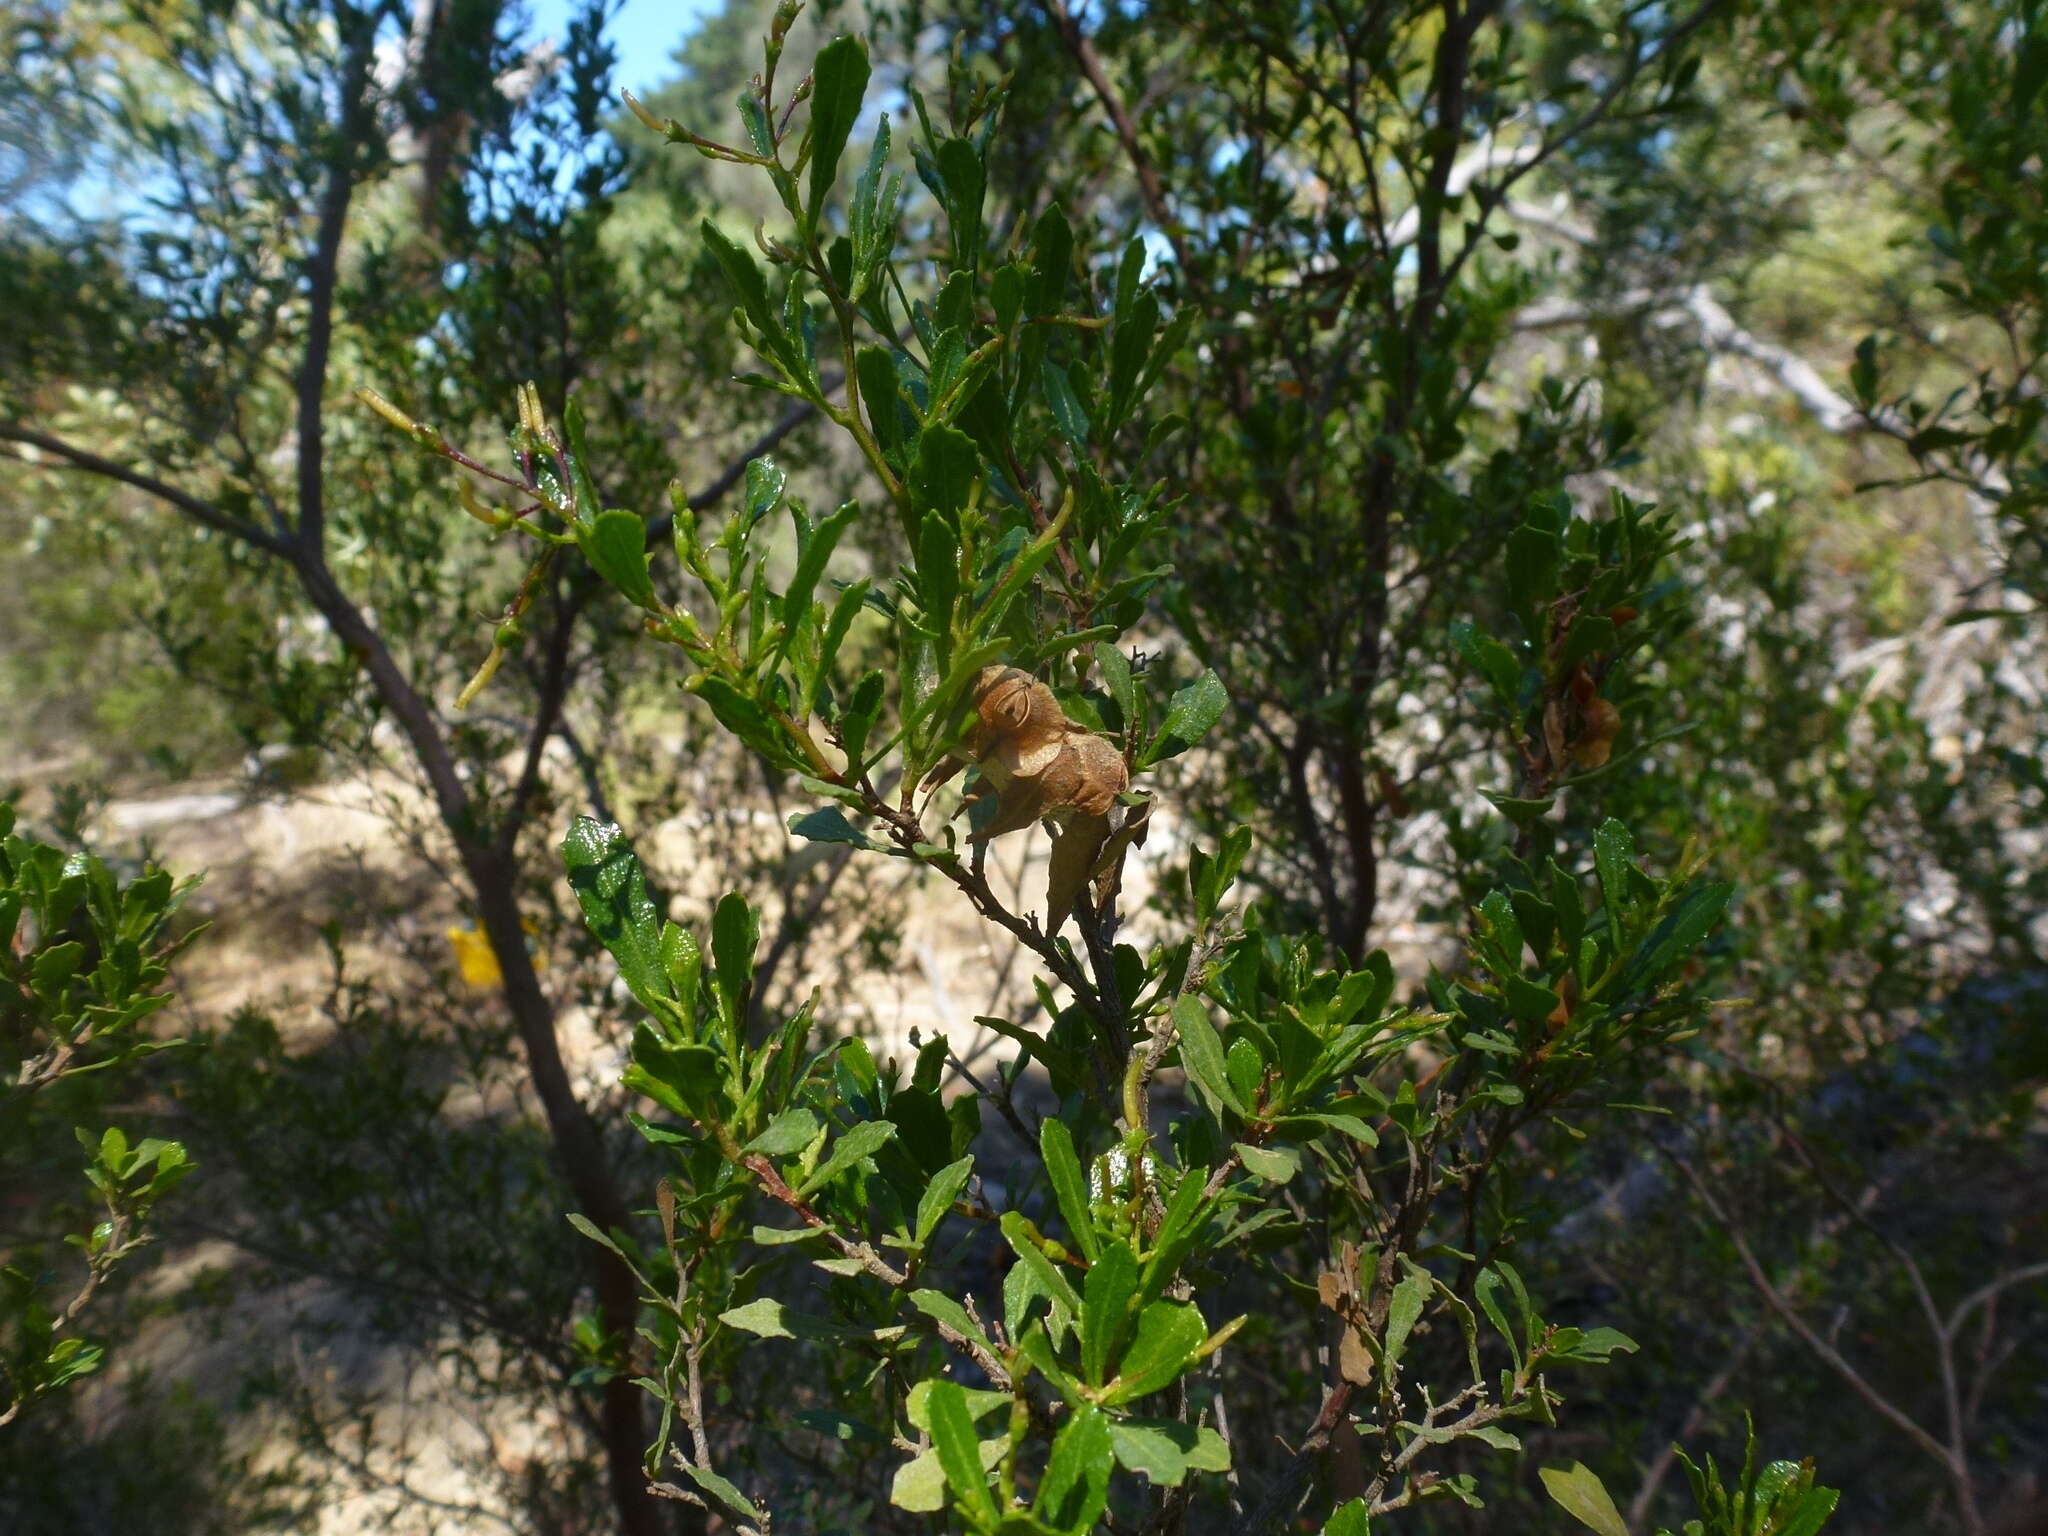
[1474,1265,1522,1369]
[1102,1301,1206,1405]
[1137,1173,1209,1305]
[1384,1270,1431,1367]
[805,36,870,223]
[908,1288,992,1351]
[1173,995,1245,1118]
[745,1107,821,1156]
[1777,1485,1843,1536]
[1040,1120,1099,1261]
[563,818,671,1014]
[1000,1211,1083,1316]
[892,1434,1007,1514]
[927,1380,1002,1524]
[1092,642,1136,726]
[576,508,656,609]
[1235,1142,1301,1185]
[1037,1406,1113,1532]
[1547,1325,1637,1363]
[795,1118,897,1198]
[1539,1463,1630,1536]
[1146,670,1228,765]
[624,1031,722,1121]
[915,1154,975,1245]
[565,1212,640,1277]
[789,805,882,851]
[906,1378,1009,1431]
[782,500,860,629]
[1040,359,1091,447]
[1007,1245,1078,1353]
[1323,1497,1372,1535]
[1108,1418,1229,1486]
[1080,1239,1139,1385]
[709,892,759,1031]
[720,1297,847,1341]
[890,1448,949,1513]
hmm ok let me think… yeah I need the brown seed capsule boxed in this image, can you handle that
[1572,697,1621,769]
[957,666,1134,932]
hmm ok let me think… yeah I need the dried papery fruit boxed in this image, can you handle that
[944,666,1133,932]
[1572,696,1621,769]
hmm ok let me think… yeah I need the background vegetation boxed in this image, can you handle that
[0,0,2042,1533]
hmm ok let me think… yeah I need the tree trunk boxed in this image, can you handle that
[464,844,676,1536]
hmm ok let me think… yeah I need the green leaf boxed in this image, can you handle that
[1777,1485,1843,1536]
[1092,642,1136,726]
[1234,1142,1301,1184]
[678,1463,763,1523]
[625,1031,723,1120]
[1040,360,1092,447]
[689,675,788,762]
[1593,819,1637,934]
[1539,1464,1630,1536]
[907,1383,1009,1439]
[1103,1301,1206,1405]
[1483,790,1555,827]
[1000,1211,1083,1317]
[789,805,881,851]
[927,1380,1001,1524]
[1618,881,1732,992]
[1146,670,1228,764]
[1322,1497,1372,1536]
[701,218,782,352]
[782,500,860,629]
[710,890,758,1029]
[559,399,604,524]
[934,137,987,272]
[746,1108,822,1156]
[1174,995,1246,1119]
[1037,1407,1113,1531]
[562,818,671,1015]
[908,1288,991,1349]
[911,425,979,520]
[1137,1174,1210,1304]
[30,939,84,1002]
[857,345,907,459]
[1384,1270,1430,1366]
[564,1211,636,1271]
[1040,1120,1100,1261]
[718,1297,795,1339]
[890,1448,949,1513]
[575,508,657,609]
[916,1154,975,1245]
[794,1118,898,1198]
[1474,1266,1521,1369]
[916,511,962,639]
[1107,1418,1229,1487]
[805,36,871,225]
[1451,620,1523,708]
[1080,1239,1139,1385]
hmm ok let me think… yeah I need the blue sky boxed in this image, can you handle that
[529,0,721,96]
